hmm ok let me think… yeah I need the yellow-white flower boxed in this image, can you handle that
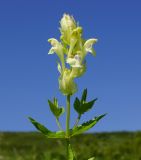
[48,14,98,96]
[67,27,83,57]
[59,68,77,95]
[83,38,98,56]
[48,38,65,70]
[66,55,82,68]
[48,38,63,54]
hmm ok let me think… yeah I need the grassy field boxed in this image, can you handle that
[0,131,141,160]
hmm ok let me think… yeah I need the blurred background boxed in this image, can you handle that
[0,0,141,159]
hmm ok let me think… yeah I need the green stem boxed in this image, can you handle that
[66,138,70,159]
[66,95,71,159]
[66,95,71,137]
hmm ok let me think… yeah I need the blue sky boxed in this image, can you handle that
[0,0,141,132]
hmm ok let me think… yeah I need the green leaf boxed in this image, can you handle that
[74,89,98,115]
[53,97,58,106]
[28,117,65,138]
[68,144,77,160]
[48,99,64,118]
[74,97,81,113]
[80,98,97,114]
[88,157,95,160]
[74,97,97,115]
[70,114,106,137]
[81,88,87,103]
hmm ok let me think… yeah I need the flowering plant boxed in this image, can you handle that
[29,14,106,160]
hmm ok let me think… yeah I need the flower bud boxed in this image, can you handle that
[60,14,76,32]
[60,14,77,45]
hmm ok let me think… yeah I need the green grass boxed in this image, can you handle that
[0,131,141,160]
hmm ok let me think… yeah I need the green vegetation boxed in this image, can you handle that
[0,131,141,160]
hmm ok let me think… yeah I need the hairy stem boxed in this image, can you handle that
[66,95,71,159]
[66,95,71,137]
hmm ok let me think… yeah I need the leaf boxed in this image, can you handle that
[48,99,64,118]
[80,98,97,114]
[70,114,106,137]
[53,97,58,106]
[74,97,97,115]
[88,157,95,160]
[81,88,87,103]
[74,89,97,115]
[74,97,81,113]
[28,117,65,138]
[68,144,77,160]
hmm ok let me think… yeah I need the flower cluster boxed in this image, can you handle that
[48,14,97,95]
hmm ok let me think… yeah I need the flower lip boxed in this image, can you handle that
[48,38,58,46]
[66,55,82,68]
[83,38,98,56]
[74,55,81,62]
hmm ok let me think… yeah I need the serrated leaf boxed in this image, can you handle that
[80,98,97,114]
[28,117,65,138]
[74,97,97,115]
[81,88,87,103]
[88,157,95,160]
[48,100,64,118]
[70,114,106,137]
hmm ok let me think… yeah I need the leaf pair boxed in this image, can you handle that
[48,98,64,118]
[74,89,97,115]
[28,114,106,139]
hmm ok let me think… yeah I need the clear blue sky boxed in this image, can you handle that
[0,0,141,132]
